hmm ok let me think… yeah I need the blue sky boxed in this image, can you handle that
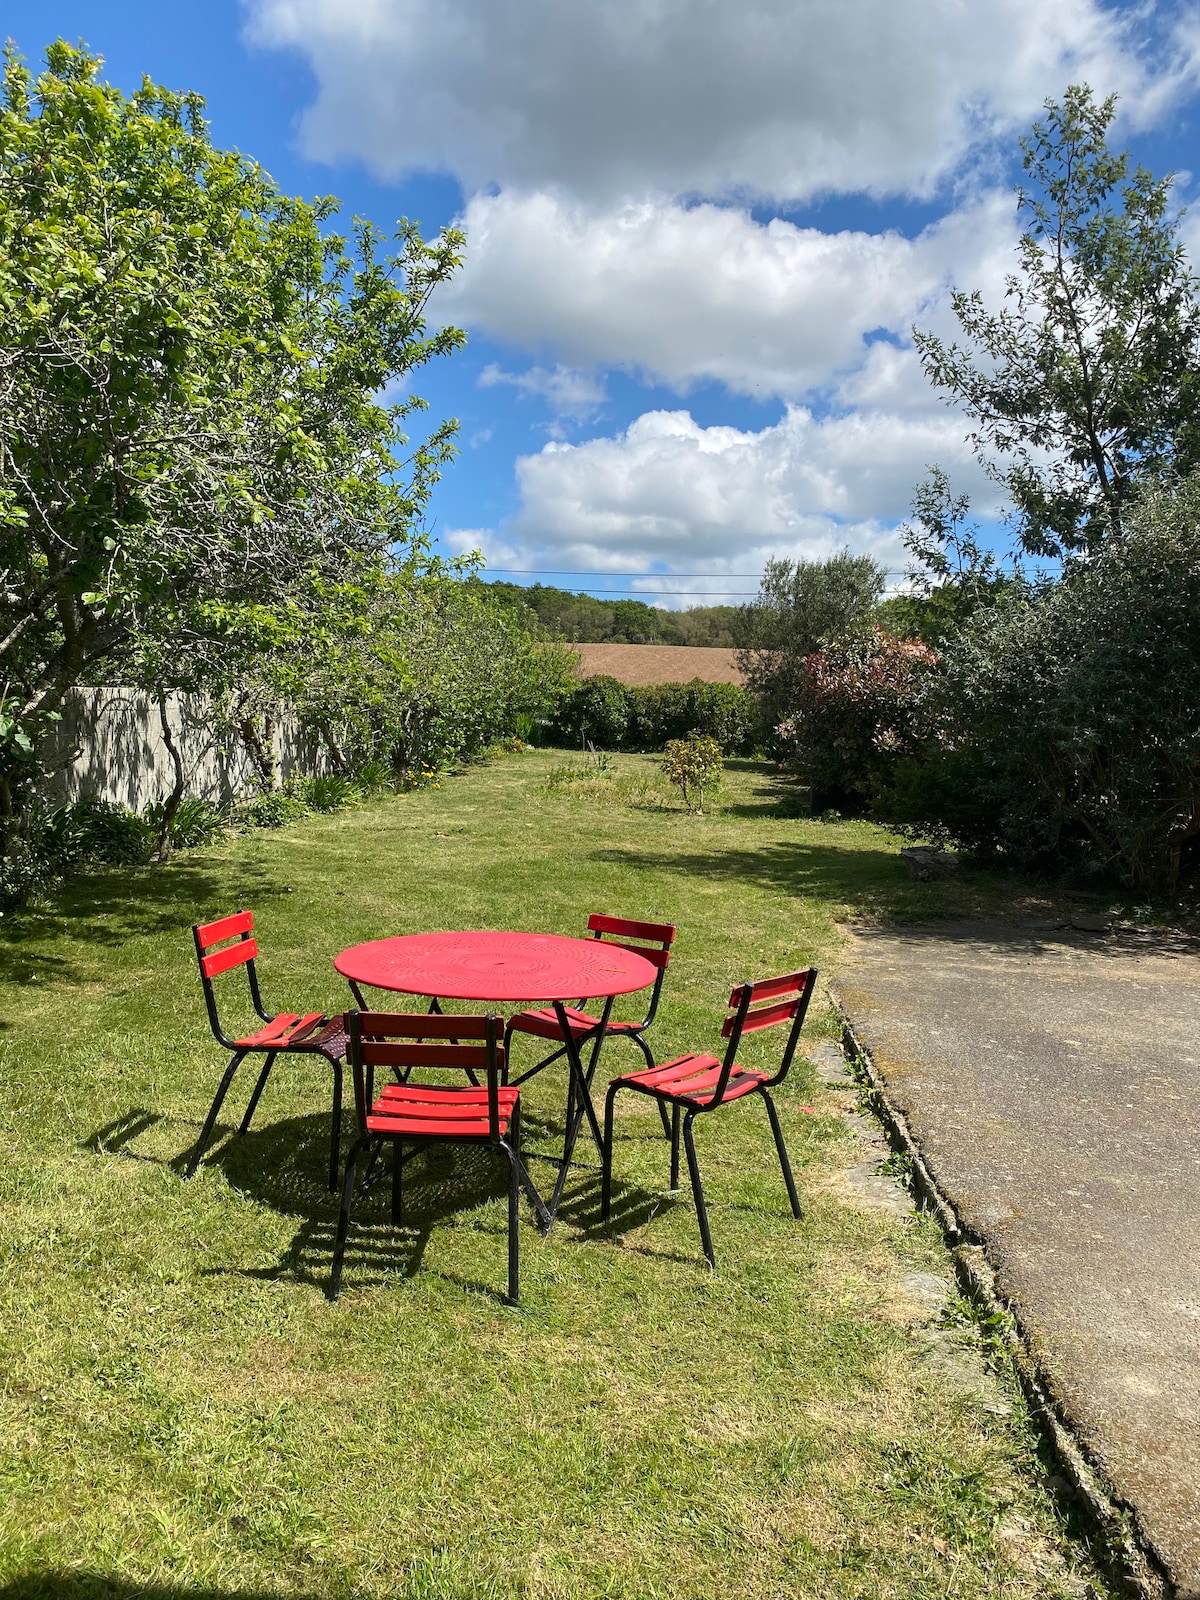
[4,1,1200,604]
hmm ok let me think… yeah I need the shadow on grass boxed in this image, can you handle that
[591,837,909,909]
[0,1581,358,1600]
[86,1103,542,1303]
[0,854,290,988]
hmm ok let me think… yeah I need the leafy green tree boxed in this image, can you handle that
[914,85,1200,559]
[737,552,886,726]
[277,569,577,779]
[0,42,464,840]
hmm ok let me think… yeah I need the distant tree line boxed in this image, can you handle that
[482,581,750,647]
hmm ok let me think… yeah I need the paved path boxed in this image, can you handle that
[831,922,1200,1598]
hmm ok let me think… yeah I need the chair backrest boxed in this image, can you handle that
[347,1011,506,1141]
[193,910,264,1046]
[707,967,818,1108]
[586,913,676,1019]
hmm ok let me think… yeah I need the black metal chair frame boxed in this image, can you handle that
[330,1010,542,1305]
[600,967,818,1267]
[188,911,347,1190]
[503,915,676,1217]
[503,914,676,1088]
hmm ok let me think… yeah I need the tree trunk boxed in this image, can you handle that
[238,714,278,793]
[154,686,185,863]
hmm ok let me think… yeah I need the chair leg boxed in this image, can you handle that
[239,1051,276,1135]
[330,1135,368,1301]
[600,1082,621,1222]
[328,1059,343,1193]
[681,1112,715,1268]
[185,1050,247,1177]
[502,1140,520,1305]
[670,1104,681,1190]
[656,1099,673,1139]
[761,1089,803,1220]
[391,1138,403,1226]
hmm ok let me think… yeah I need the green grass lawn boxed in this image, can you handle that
[0,751,1106,1599]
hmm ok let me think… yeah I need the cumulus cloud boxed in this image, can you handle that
[452,405,1001,592]
[246,0,1194,203]
[444,188,1019,399]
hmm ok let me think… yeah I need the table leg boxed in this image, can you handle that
[542,996,613,1224]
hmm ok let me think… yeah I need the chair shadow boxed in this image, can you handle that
[85,1105,528,1303]
[0,1579,361,1600]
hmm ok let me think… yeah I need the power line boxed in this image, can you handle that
[482,567,908,577]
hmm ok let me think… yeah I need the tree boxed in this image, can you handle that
[736,552,886,727]
[914,85,1200,559]
[276,569,578,779]
[0,42,464,842]
[662,733,724,814]
[892,477,1200,889]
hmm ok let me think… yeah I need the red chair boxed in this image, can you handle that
[504,913,676,1082]
[189,911,348,1189]
[330,1011,534,1304]
[601,968,818,1266]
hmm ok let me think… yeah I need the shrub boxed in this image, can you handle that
[776,627,937,814]
[144,796,226,850]
[353,759,396,796]
[288,773,364,813]
[0,795,155,910]
[233,791,311,830]
[549,677,758,754]
[662,733,724,813]
[893,478,1200,888]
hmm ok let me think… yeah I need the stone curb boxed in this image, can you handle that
[829,990,1174,1600]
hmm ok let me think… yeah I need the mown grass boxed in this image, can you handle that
[0,751,1107,1599]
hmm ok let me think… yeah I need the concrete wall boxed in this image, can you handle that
[42,687,325,813]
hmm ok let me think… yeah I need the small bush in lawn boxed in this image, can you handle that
[662,733,724,813]
[68,795,155,864]
[0,795,154,909]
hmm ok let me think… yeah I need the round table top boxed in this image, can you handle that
[334,929,659,1004]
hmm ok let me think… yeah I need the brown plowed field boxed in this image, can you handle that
[573,643,745,685]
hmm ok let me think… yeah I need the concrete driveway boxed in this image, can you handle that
[832,922,1200,1598]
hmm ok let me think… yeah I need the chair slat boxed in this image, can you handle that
[201,937,257,979]
[588,913,676,944]
[196,909,254,949]
[356,1011,496,1039]
[728,969,813,1008]
[721,997,798,1036]
[358,1041,500,1070]
[601,940,670,969]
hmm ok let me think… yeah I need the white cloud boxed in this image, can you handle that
[455,404,1002,592]
[444,189,1019,399]
[478,361,607,417]
[246,0,1194,204]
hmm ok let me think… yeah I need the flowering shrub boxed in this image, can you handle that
[776,627,937,814]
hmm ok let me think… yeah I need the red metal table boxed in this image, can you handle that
[334,931,659,1224]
